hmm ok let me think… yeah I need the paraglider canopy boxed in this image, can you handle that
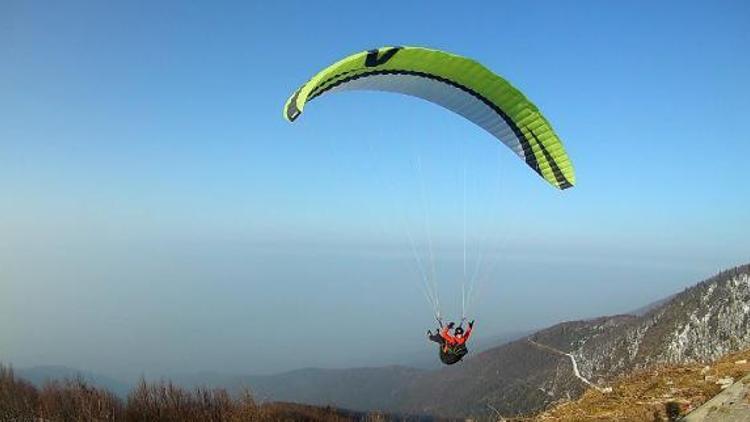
[283,46,575,190]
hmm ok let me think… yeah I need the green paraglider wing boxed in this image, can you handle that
[283,46,575,190]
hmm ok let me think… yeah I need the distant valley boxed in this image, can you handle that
[11,264,750,419]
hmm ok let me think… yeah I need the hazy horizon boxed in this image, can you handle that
[2,1,748,380]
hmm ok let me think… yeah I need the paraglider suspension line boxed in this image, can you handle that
[461,162,467,320]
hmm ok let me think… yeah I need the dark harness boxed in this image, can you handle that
[439,343,468,365]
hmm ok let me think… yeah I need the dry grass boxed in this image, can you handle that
[0,364,364,421]
[515,348,750,422]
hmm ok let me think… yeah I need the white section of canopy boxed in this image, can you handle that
[326,73,528,164]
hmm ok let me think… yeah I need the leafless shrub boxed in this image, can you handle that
[37,375,124,421]
[0,363,359,421]
[125,378,259,421]
[0,364,39,421]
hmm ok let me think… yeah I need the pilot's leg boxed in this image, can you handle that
[428,333,444,345]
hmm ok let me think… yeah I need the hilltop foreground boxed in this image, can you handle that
[524,348,750,421]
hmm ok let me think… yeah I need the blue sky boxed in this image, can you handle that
[1,1,749,377]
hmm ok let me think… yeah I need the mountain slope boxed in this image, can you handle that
[558,264,750,381]
[397,264,750,418]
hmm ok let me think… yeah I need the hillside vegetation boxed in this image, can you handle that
[0,364,373,422]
